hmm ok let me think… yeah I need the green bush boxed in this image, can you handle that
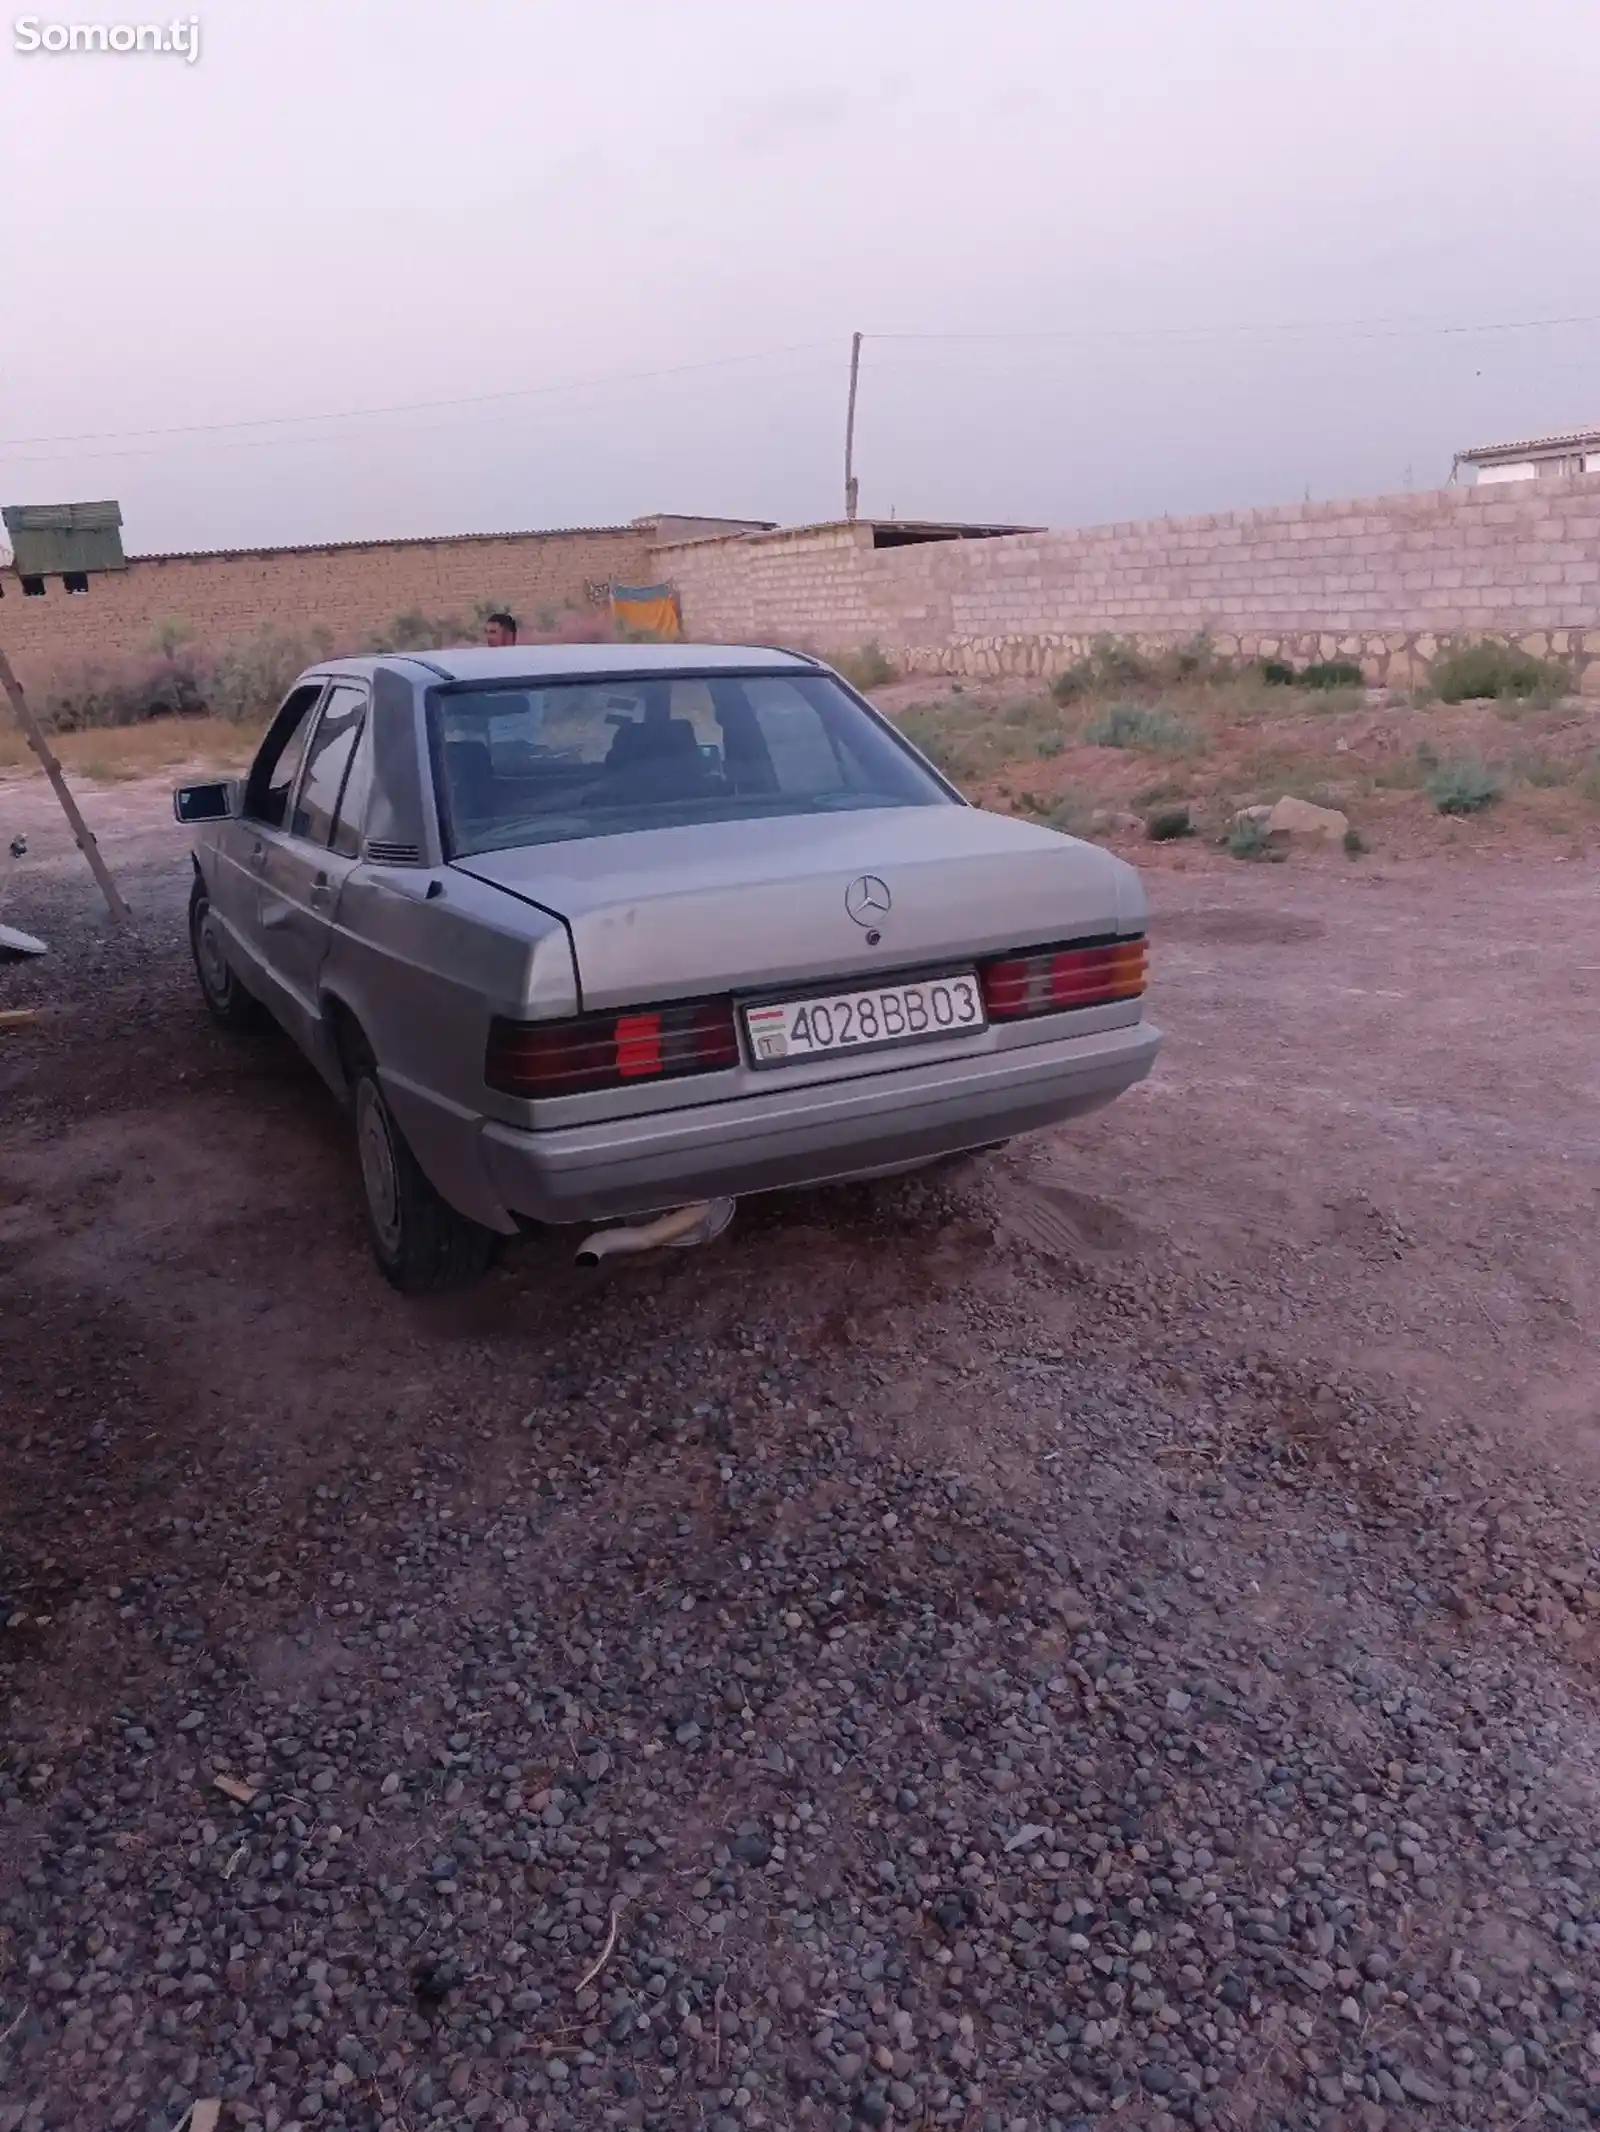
[894,708,963,778]
[1258,657,1297,686]
[1342,826,1367,856]
[209,624,335,723]
[1169,631,1220,681]
[832,641,897,690]
[1510,748,1568,789]
[1432,641,1567,704]
[1225,814,1284,862]
[1300,659,1364,690]
[1426,756,1504,815]
[1092,636,1155,689]
[1084,703,1195,752]
[1145,806,1195,842]
[1049,659,1095,705]
[1049,635,1158,702]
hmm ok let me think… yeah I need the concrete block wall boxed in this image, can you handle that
[655,479,1600,689]
[0,525,657,689]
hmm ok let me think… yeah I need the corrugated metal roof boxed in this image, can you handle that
[123,522,643,563]
[3,500,122,534]
[3,499,126,575]
[709,517,1039,544]
[1458,428,1600,461]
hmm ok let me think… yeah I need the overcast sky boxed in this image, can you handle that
[4,0,1599,553]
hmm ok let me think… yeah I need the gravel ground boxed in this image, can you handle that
[3,778,1600,2132]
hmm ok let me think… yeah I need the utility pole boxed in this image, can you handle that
[0,646,129,922]
[843,331,862,522]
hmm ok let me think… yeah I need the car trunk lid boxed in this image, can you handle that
[451,805,1135,1011]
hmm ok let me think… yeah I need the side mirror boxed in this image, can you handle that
[173,780,239,824]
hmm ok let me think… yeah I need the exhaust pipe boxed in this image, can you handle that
[575,1197,735,1267]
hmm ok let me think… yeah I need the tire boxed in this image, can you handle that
[189,875,262,1030]
[351,1064,498,1294]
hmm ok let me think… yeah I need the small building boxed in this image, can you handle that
[1453,430,1600,486]
[1,500,125,595]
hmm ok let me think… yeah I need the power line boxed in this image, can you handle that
[0,340,836,453]
[6,308,1593,460]
[868,310,1600,345]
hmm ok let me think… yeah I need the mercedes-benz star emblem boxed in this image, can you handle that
[845,875,892,927]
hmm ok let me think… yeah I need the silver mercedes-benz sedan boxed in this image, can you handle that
[175,644,1159,1291]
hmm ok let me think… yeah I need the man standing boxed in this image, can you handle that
[485,611,518,648]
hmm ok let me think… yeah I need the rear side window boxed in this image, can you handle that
[330,725,373,858]
[291,684,367,847]
[430,669,949,856]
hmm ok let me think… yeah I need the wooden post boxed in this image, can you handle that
[843,331,863,522]
[0,646,130,922]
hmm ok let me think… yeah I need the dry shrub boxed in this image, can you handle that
[828,642,897,691]
[37,652,211,732]
[208,624,336,722]
[1433,641,1568,704]
[29,600,620,738]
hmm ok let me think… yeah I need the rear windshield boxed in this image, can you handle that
[429,670,952,856]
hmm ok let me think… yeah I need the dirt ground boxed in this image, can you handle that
[876,675,1600,862]
[3,765,1600,2132]
[6,766,1592,1496]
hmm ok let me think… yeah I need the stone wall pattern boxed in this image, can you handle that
[0,527,656,688]
[655,480,1600,689]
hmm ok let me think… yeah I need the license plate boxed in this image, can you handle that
[743,971,987,1066]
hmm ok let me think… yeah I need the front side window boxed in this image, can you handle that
[430,670,951,857]
[245,682,324,828]
[291,684,367,847]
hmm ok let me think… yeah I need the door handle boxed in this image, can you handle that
[309,871,332,908]
[248,842,268,872]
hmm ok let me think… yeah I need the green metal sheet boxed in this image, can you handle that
[3,500,125,575]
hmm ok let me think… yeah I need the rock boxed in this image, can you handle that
[1264,794,1350,842]
[9,930,1600,2132]
[1397,2067,1450,2104]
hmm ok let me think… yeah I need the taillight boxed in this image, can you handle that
[486,997,739,1098]
[981,936,1147,1020]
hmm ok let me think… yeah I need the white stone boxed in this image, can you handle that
[1264,795,1349,842]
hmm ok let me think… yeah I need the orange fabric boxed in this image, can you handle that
[610,586,683,642]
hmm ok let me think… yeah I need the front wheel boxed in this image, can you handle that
[352,1068,498,1293]
[188,876,261,1030]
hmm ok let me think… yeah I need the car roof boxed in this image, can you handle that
[305,642,823,685]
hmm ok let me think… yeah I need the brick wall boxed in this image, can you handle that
[654,479,1600,689]
[0,524,658,689]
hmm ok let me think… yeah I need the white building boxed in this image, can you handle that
[1453,429,1600,485]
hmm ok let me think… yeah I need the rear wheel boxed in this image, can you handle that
[188,875,261,1030]
[352,1066,498,1293]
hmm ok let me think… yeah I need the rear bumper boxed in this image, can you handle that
[473,1016,1160,1225]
